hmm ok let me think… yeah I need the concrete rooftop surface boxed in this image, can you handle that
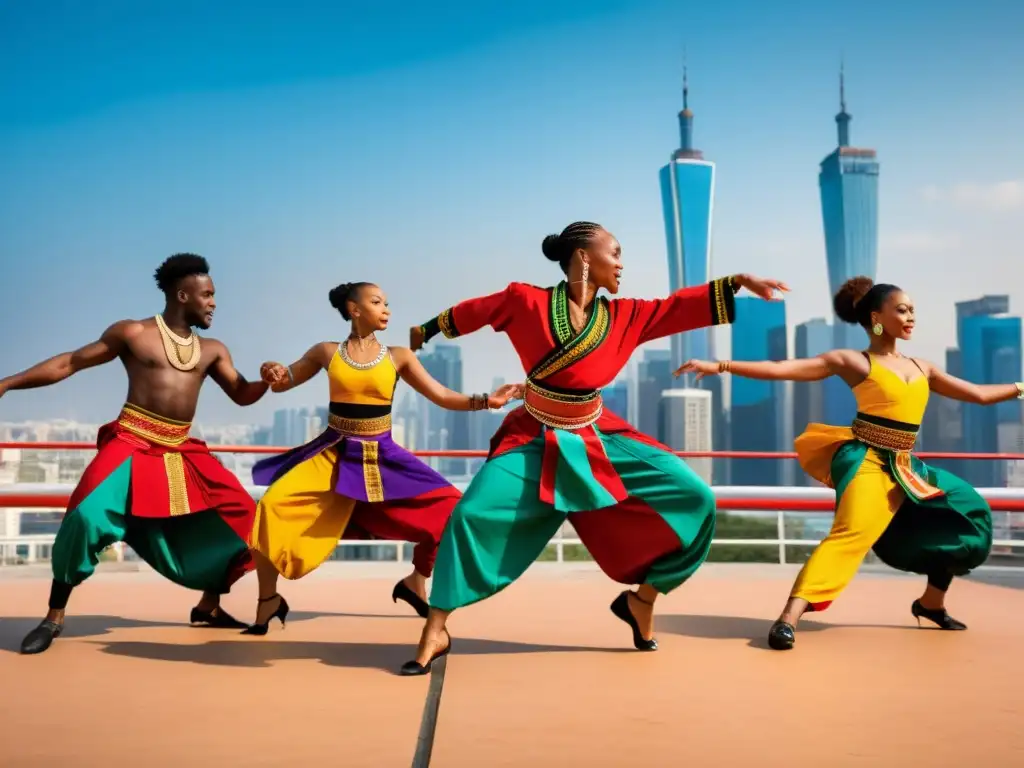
[1,562,1022,767]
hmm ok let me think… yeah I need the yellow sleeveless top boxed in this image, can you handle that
[327,343,398,406]
[795,354,930,487]
[852,354,930,426]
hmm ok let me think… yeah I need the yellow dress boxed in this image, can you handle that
[790,354,992,610]
[250,345,460,580]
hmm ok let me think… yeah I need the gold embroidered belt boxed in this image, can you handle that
[851,413,919,453]
[117,403,191,447]
[328,412,392,437]
[524,380,603,431]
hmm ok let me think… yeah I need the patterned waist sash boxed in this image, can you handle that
[523,379,603,431]
[328,412,392,437]
[851,413,919,452]
[117,403,191,447]
[850,412,941,501]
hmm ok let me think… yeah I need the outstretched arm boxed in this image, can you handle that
[207,341,270,406]
[411,284,516,350]
[675,350,865,385]
[391,347,521,410]
[259,343,331,394]
[920,360,1024,405]
[629,274,790,345]
[0,321,129,395]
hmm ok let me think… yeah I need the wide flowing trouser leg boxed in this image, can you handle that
[251,450,357,580]
[567,433,717,594]
[51,458,133,588]
[429,443,565,612]
[124,512,252,594]
[791,453,903,611]
[348,486,460,577]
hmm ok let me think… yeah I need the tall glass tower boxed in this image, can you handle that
[659,66,715,373]
[819,66,880,423]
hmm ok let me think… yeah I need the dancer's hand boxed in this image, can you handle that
[673,359,720,381]
[409,325,425,351]
[734,274,790,301]
[488,382,524,408]
[259,361,288,385]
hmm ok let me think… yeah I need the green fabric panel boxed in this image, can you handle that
[599,433,717,593]
[552,429,618,512]
[429,439,565,611]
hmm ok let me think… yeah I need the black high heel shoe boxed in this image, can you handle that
[911,599,967,630]
[399,630,452,676]
[767,620,796,650]
[392,579,429,618]
[241,594,290,636]
[20,620,63,655]
[610,591,658,651]
[190,606,248,630]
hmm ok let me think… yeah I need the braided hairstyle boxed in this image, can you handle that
[833,276,901,328]
[328,282,374,321]
[541,221,603,274]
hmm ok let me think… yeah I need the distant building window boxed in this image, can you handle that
[20,512,64,535]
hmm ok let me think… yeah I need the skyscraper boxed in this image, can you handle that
[659,66,715,375]
[660,389,713,484]
[954,296,1023,487]
[418,344,469,476]
[636,349,673,442]
[792,318,832,486]
[730,298,788,486]
[819,65,880,424]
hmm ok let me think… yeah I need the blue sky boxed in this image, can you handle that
[1,0,1022,425]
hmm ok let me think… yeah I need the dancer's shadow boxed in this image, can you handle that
[655,613,908,649]
[0,615,180,653]
[94,637,629,673]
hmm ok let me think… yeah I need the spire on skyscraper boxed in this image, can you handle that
[835,59,851,147]
[675,55,701,159]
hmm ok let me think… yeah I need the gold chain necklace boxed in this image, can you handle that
[154,314,201,372]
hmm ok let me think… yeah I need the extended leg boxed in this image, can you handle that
[769,460,903,650]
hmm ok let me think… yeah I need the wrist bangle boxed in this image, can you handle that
[728,276,741,294]
[286,366,294,385]
[718,360,732,373]
[1015,382,1023,399]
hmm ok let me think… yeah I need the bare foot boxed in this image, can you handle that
[414,626,451,667]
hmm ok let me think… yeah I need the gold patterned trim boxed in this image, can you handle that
[437,308,458,339]
[524,401,603,431]
[118,403,191,446]
[525,379,600,404]
[892,452,944,501]
[328,412,392,436]
[710,277,736,326]
[852,419,918,452]
[163,452,192,516]
[361,440,385,502]
[531,299,610,381]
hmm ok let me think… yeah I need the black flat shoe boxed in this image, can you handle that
[400,631,451,676]
[190,606,248,630]
[767,620,796,650]
[241,594,290,636]
[20,620,63,655]
[392,580,429,618]
[911,599,967,630]
[610,591,658,651]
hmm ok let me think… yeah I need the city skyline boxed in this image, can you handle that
[2,1,1022,425]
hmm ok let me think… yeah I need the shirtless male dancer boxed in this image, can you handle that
[0,254,269,654]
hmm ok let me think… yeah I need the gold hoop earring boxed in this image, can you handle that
[872,322,883,336]
[582,261,589,285]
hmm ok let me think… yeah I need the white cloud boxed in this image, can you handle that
[921,179,1024,212]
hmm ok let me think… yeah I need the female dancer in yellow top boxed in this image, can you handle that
[676,276,1023,651]
[246,281,520,633]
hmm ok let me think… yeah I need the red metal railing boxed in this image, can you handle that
[3,441,1024,461]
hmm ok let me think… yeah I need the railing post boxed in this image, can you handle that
[556,540,564,564]
[777,509,786,565]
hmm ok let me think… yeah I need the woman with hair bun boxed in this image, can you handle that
[400,221,788,674]
[676,276,1023,651]
[243,281,521,634]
